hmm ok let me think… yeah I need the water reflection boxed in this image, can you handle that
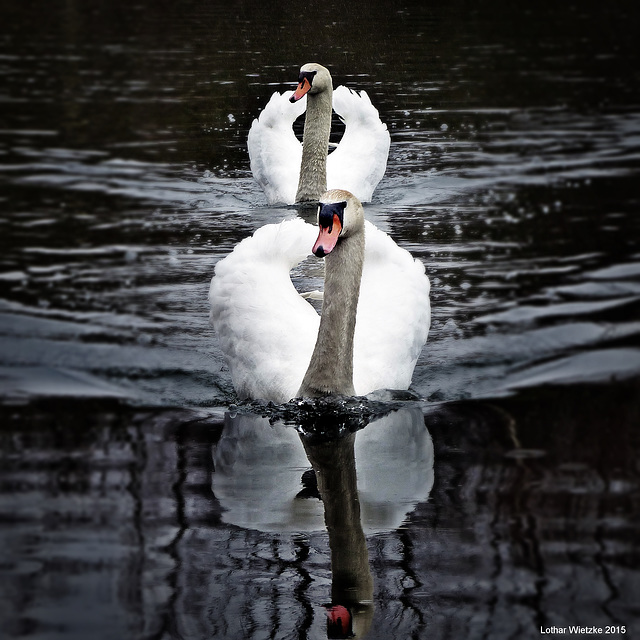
[212,405,433,638]
[1,384,639,638]
[303,433,374,639]
[212,406,433,534]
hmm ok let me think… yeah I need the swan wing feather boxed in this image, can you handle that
[327,86,391,202]
[210,218,320,401]
[247,91,305,205]
[353,221,431,394]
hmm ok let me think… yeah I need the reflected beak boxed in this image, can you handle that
[325,605,352,638]
[313,214,342,257]
[290,76,312,102]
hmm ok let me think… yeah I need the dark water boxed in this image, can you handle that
[1,0,639,638]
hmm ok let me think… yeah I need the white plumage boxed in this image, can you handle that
[327,86,391,202]
[247,85,390,205]
[247,90,305,206]
[209,214,430,403]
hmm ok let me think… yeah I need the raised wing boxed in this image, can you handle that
[327,86,391,202]
[247,91,305,205]
[353,221,431,394]
[210,218,320,401]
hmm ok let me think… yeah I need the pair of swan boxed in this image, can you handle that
[209,65,430,403]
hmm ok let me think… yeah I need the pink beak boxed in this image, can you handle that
[312,214,342,257]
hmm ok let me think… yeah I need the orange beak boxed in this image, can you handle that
[290,76,312,102]
[312,214,342,257]
[325,605,352,637]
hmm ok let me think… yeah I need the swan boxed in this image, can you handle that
[247,63,390,205]
[209,190,430,402]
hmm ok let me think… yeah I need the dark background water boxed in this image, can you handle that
[1,0,639,638]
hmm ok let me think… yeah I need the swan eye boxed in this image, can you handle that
[318,201,347,232]
[298,70,317,86]
[318,207,334,231]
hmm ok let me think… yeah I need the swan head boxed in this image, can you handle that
[312,189,364,257]
[290,63,332,103]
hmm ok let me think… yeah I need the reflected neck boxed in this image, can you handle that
[302,433,374,608]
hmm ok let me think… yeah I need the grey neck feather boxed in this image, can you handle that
[295,86,333,203]
[297,228,365,397]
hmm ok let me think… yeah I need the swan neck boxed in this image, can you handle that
[295,86,333,203]
[297,230,365,397]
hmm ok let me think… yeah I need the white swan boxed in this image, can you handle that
[248,63,390,205]
[209,190,430,402]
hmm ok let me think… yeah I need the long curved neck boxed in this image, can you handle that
[297,229,365,397]
[295,87,333,203]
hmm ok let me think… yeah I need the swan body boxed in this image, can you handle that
[209,191,430,402]
[247,64,390,205]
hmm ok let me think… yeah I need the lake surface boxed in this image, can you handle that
[1,0,639,638]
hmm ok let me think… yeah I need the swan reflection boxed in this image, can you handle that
[212,406,433,534]
[301,429,374,638]
[212,405,434,637]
